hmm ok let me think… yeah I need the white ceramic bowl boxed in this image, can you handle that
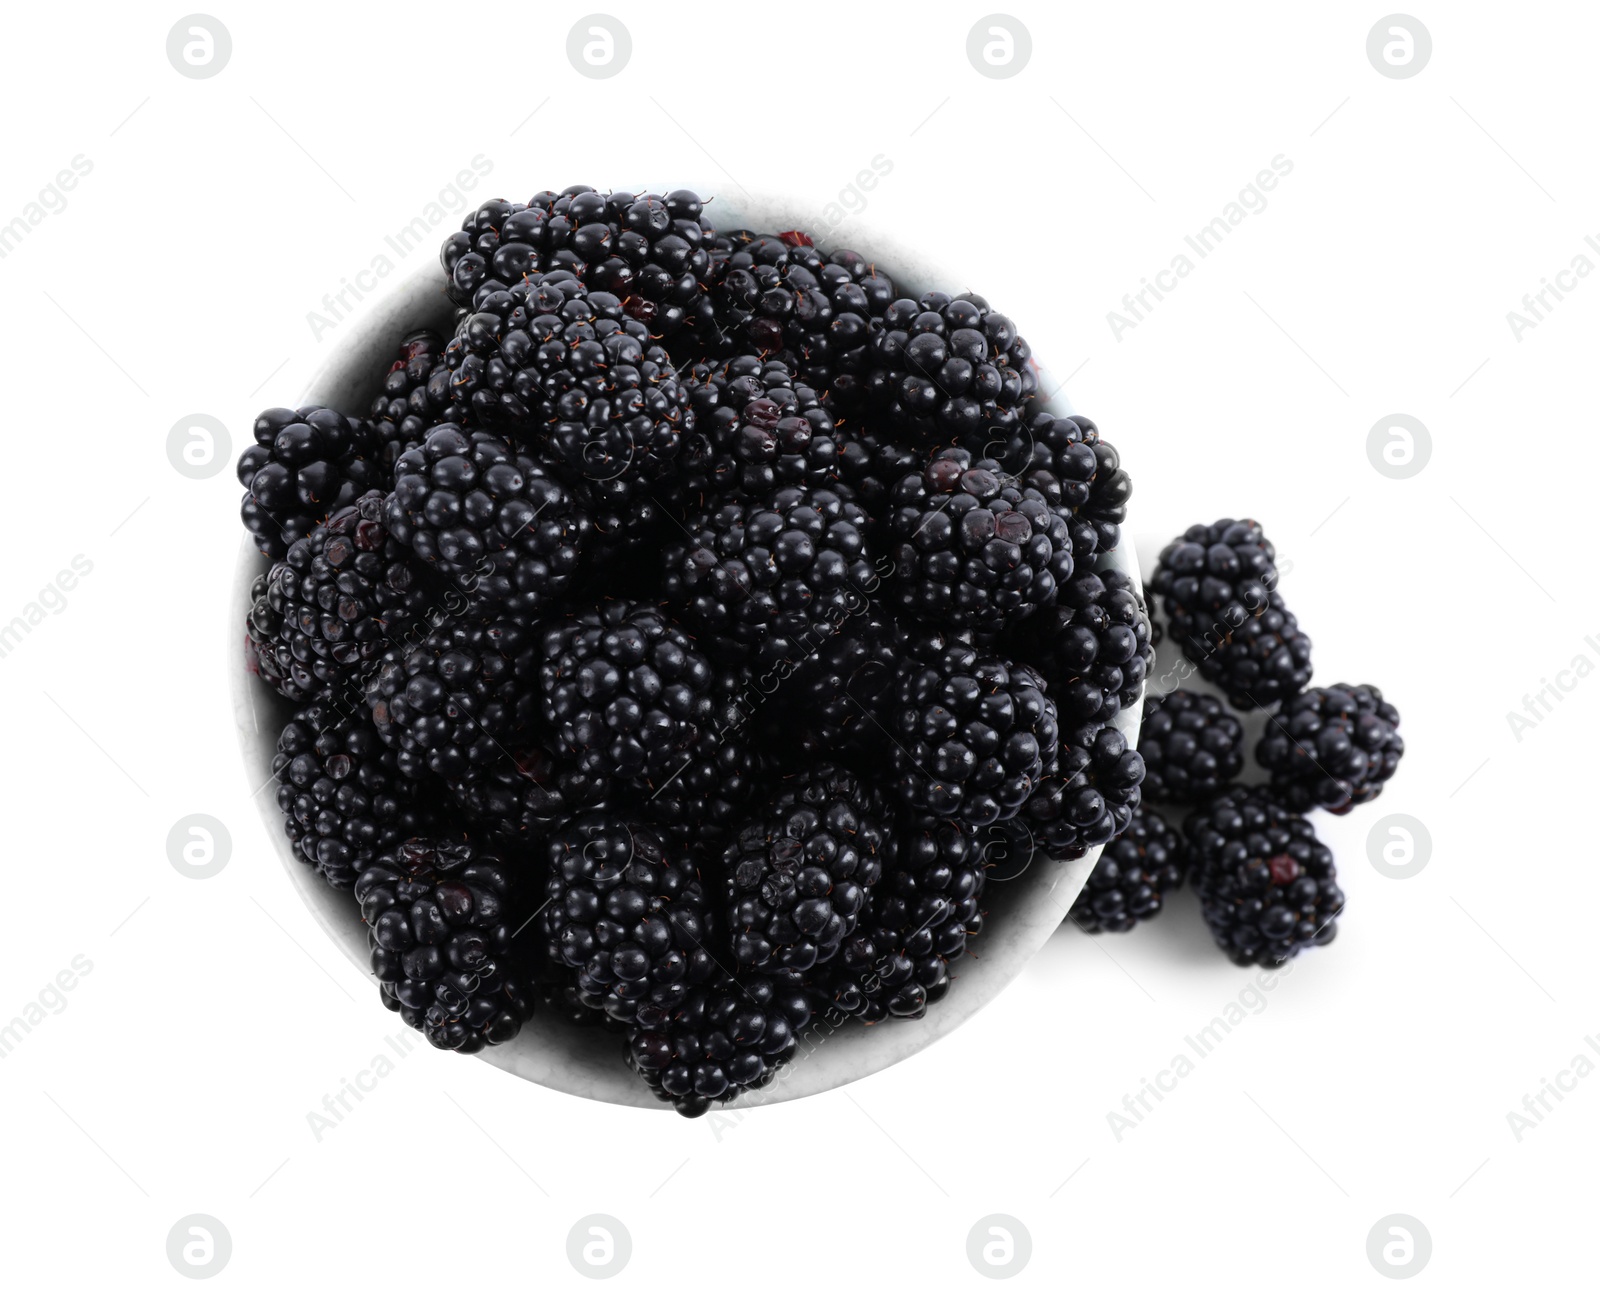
[231,194,1143,1109]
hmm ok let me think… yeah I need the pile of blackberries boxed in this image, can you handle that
[1069,519,1405,965]
[240,185,1152,1115]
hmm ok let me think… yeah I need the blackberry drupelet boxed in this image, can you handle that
[889,640,1058,826]
[664,485,876,666]
[1256,683,1404,813]
[886,446,1073,632]
[238,406,385,558]
[384,423,589,618]
[273,705,441,890]
[1013,724,1146,859]
[840,291,1038,441]
[367,616,540,781]
[627,969,813,1116]
[1068,806,1186,933]
[539,600,719,787]
[1149,519,1312,709]
[355,837,534,1051]
[1186,789,1343,966]
[442,186,717,338]
[1014,565,1151,734]
[1137,688,1245,805]
[538,813,714,1025]
[246,491,439,706]
[723,765,891,973]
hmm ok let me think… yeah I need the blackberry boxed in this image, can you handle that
[438,271,694,520]
[238,406,385,559]
[886,447,1072,631]
[665,356,843,515]
[367,617,539,781]
[538,814,714,1025]
[759,600,898,763]
[539,601,719,787]
[1014,566,1151,735]
[834,419,923,512]
[1068,807,1186,933]
[723,765,891,973]
[1149,519,1312,709]
[1013,725,1146,859]
[810,816,985,1022]
[664,485,876,666]
[355,837,534,1051]
[245,491,440,707]
[984,411,1131,556]
[384,423,589,618]
[889,641,1058,826]
[441,186,716,338]
[836,291,1038,441]
[1137,689,1245,805]
[273,705,441,890]
[447,739,605,845]
[1186,789,1343,966]
[367,331,457,476]
[1256,683,1404,814]
[627,969,813,1116]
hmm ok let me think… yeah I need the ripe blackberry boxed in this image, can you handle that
[538,814,715,1025]
[539,601,719,787]
[1137,689,1245,805]
[442,186,716,338]
[355,837,534,1051]
[983,411,1131,557]
[245,491,440,707]
[664,485,876,666]
[447,739,606,845]
[758,601,898,763]
[665,356,843,514]
[1149,519,1312,709]
[809,816,985,1022]
[367,331,457,475]
[439,271,694,513]
[834,419,923,512]
[238,406,385,558]
[1013,725,1146,859]
[627,969,813,1116]
[886,447,1072,631]
[837,291,1038,441]
[1068,807,1186,933]
[1014,566,1152,735]
[384,423,589,618]
[367,617,539,781]
[1186,789,1343,966]
[273,705,441,890]
[1256,683,1404,814]
[889,641,1058,826]
[723,765,891,973]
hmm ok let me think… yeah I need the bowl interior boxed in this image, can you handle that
[233,194,1141,1110]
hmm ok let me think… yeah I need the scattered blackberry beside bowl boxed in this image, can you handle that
[233,185,1147,1114]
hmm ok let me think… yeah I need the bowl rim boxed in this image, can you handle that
[232,194,1142,1111]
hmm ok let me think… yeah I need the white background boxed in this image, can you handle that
[1,1,1594,1287]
